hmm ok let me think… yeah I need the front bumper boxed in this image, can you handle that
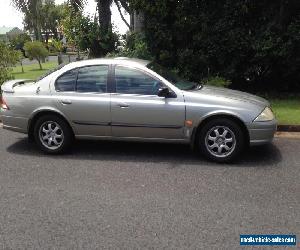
[247,119,277,146]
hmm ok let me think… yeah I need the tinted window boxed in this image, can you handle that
[55,69,77,92]
[76,65,108,93]
[115,66,162,95]
[147,62,198,90]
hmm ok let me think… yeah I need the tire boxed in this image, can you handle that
[33,114,73,154]
[198,118,245,163]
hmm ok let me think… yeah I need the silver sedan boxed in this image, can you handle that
[0,58,277,162]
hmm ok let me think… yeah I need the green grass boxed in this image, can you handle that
[9,63,300,125]
[270,98,300,125]
[12,62,58,81]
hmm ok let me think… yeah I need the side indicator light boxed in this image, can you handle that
[185,120,193,127]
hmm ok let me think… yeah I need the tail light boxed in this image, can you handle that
[1,96,9,110]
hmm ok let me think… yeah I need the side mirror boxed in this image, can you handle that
[157,87,176,98]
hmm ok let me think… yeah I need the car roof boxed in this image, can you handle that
[66,57,150,69]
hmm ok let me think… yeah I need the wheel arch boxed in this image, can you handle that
[28,108,75,140]
[191,113,250,149]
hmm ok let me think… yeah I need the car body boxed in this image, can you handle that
[0,58,277,162]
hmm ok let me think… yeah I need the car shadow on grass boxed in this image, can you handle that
[7,137,282,167]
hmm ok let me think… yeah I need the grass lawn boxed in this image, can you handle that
[270,98,300,125]
[12,62,58,81]
[9,63,300,125]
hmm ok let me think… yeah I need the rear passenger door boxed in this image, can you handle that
[53,65,111,137]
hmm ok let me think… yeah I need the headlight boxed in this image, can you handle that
[254,107,275,122]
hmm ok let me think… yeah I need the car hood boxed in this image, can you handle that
[190,85,269,107]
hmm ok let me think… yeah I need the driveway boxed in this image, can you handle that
[0,129,299,249]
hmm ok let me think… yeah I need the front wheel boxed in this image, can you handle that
[33,115,73,154]
[198,118,245,163]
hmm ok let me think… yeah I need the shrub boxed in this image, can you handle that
[0,42,18,85]
[24,41,49,70]
[107,33,153,60]
[9,33,31,55]
[203,76,231,88]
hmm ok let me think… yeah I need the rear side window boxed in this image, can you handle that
[55,69,77,92]
[76,65,108,93]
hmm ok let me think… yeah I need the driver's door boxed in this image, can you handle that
[111,65,185,139]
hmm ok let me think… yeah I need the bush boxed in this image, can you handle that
[9,33,31,55]
[62,10,119,58]
[24,41,49,70]
[203,76,231,88]
[107,33,153,60]
[130,0,300,92]
[0,42,18,85]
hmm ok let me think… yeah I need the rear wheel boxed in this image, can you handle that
[33,115,73,154]
[198,118,245,163]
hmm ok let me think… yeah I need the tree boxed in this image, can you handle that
[0,42,19,85]
[24,41,49,70]
[40,0,65,44]
[69,0,133,31]
[62,9,118,57]
[97,0,113,33]
[9,33,31,55]
[12,0,43,41]
[114,0,130,30]
[17,51,25,73]
[51,39,64,64]
[129,0,300,92]
[67,0,84,12]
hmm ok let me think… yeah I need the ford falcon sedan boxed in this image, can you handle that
[0,58,277,162]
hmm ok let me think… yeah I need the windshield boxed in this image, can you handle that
[147,62,201,90]
[36,63,67,82]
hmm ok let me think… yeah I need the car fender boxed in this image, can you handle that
[28,106,75,133]
[189,109,249,150]
[194,109,248,128]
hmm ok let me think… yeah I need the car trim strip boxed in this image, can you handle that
[73,121,110,126]
[73,121,182,129]
[112,123,182,129]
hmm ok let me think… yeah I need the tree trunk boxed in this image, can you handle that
[58,52,63,65]
[97,0,112,32]
[114,0,130,30]
[130,12,134,31]
[133,11,144,32]
[38,59,42,70]
[35,0,43,41]
[20,61,24,73]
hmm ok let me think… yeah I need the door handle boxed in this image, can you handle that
[117,103,130,108]
[60,99,72,105]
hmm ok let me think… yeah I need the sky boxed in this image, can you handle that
[0,0,130,34]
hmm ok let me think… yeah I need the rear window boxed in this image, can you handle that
[55,69,78,92]
[76,65,108,93]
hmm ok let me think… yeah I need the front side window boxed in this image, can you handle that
[115,66,162,95]
[76,65,108,93]
[147,62,200,90]
[55,69,78,92]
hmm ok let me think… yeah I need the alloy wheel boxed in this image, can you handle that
[205,126,236,158]
[39,121,64,150]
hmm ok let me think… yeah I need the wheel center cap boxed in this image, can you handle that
[217,138,224,144]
